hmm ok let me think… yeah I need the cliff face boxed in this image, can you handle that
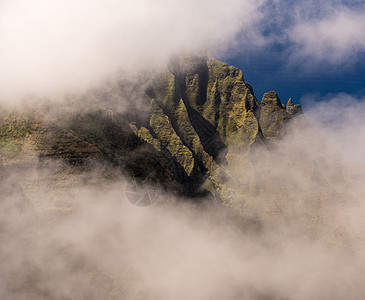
[0,56,302,202]
[134,56,303,201]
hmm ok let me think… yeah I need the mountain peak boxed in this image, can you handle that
[0,56,303,202]
[261,91,282,107]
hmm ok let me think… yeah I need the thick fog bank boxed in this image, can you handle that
[1,94,365,299]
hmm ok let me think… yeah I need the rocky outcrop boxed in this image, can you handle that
[0,56,303,202]
[134,55,303,200]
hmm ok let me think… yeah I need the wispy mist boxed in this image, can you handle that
[1,94,365,299]
[0,0,262,102]
[289,7,365,65]
[1,0,364,103]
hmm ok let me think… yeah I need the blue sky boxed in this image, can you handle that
[224,48,365,106]
[218,0,365,106]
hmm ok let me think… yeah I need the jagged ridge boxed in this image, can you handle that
[0,56,302,202]
[135,55,302,200]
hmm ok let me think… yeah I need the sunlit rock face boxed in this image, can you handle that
[128,55,303,201]
[0,56,302,201]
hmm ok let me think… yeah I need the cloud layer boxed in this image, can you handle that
[1,95,365,299]
[1,0,364,103]
[0,0,261,102]
[303,93,365,164]
[289,7,365,64]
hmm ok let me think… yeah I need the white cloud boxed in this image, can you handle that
[0,0,263,103]
[303,93,365,164]
[213,1,365,70]
[1,0,364,103]
[2,95,365,298]
[289,8,365,63]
